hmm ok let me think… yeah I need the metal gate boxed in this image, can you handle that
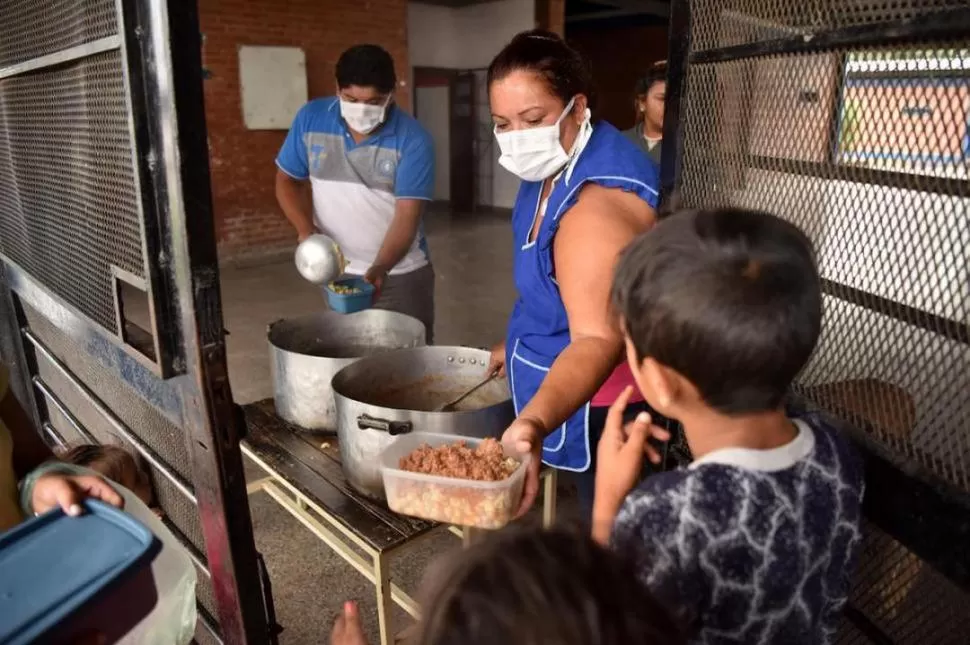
[663,1,970,643]
[0,1,271,643]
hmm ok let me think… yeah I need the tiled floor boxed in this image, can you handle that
[221,210,537,644]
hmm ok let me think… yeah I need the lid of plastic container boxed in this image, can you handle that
[0,500,160,645]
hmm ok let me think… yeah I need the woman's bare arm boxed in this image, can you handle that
[516,185,657,433]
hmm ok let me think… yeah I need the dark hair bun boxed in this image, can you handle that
[488,29,597,110]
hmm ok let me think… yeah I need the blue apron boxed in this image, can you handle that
[504,122,660,472]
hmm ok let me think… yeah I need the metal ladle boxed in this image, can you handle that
[435,372,500,412]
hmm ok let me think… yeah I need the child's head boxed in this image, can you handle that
[414,527,683,645]
[612,208,821,417]
[60,444,154,507]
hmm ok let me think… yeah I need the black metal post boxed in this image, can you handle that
[659,0,690,210]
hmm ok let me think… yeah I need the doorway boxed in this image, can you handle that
[413,67,477,213]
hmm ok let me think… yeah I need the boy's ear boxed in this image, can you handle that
[642,357,677,412]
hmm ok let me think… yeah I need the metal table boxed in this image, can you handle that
[240,400,558,645]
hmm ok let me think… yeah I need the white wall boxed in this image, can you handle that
[408,0,535,208]
[415,86,451,201]
[409,0,534,69]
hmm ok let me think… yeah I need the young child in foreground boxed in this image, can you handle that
[595,207,865,644]
[332,527,685,645]
[59,444,156,509]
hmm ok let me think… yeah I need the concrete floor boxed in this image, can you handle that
[220,211,536,644]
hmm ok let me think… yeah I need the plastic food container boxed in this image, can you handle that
[325,277,376,314]
[380,432,529,529]
[0,500,161,645]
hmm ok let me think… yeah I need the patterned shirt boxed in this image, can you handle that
[612,415,864,644]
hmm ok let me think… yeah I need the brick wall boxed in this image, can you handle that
[198,0,410,260]
[567,22,668,131]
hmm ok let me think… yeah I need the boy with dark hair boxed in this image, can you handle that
[276,44,436,342]
[331,527,685,645]
[594,208,865,644]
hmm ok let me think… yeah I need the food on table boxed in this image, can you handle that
[399,438,518,481]
[389,438,522,528]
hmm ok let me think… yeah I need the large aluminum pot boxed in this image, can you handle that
[269,310,426,431]
[331,346,514,499]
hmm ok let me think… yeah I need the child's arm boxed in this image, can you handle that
[592,386,670,545]
[20,462,123,517]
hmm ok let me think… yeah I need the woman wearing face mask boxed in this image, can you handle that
[487,30,668,522]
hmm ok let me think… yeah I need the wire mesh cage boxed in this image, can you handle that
[670,1,969,642]
[0,1,268,642]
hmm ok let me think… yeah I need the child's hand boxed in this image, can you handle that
[592,386,670,544]
[31,472,124,517]
[331,601,368,645]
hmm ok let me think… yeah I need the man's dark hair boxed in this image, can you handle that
[612,208,821,414]
[487,29,597,111]
[415,527,683,645]
[335,44,396,94]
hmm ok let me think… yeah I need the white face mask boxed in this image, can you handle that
[340,96,390,134]
[494,97,588,182]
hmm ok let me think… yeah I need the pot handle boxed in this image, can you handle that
[357,414,413,436]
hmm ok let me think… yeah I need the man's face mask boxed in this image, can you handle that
[340,95,391,134]
[494,97,587,182]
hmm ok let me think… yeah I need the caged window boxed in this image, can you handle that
[835,50,970,179]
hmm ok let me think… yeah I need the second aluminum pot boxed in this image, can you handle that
[331,346,515,499]
[269,310,426,431]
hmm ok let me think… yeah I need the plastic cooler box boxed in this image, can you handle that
[380,432,530,530]
[0,500,161,645]
[325,277,375,314]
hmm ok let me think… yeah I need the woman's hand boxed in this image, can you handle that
[331,601,368,645]
[502,416,544,517]
[487,341,506,377]
[31,472,124,517]
[592,386,670,544]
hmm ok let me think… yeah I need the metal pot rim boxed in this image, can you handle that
[331,345,510,415]
[267,309,426,357]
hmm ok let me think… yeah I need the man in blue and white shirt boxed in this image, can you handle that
[276,44,436,340]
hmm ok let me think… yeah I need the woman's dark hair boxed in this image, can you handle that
[612,208,822,414]
[335,44,397,94]
[487,29,597,110]
[415,527,684,645]
[634,62,667,98]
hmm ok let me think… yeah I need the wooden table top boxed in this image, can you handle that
[241,399,436,552]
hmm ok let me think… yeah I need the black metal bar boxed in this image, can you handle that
[120,0,270,641]
[160,514,211,580]
[115,0,183,378]
[744,154,970,199]
[690,7,970,65]
[32,377,99,444]
[256,553,284,645]
[25,330,198,504]
[198,603,225,645]
[41,421,67,450]
[820,279,970,347]
[659,0,690,210]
